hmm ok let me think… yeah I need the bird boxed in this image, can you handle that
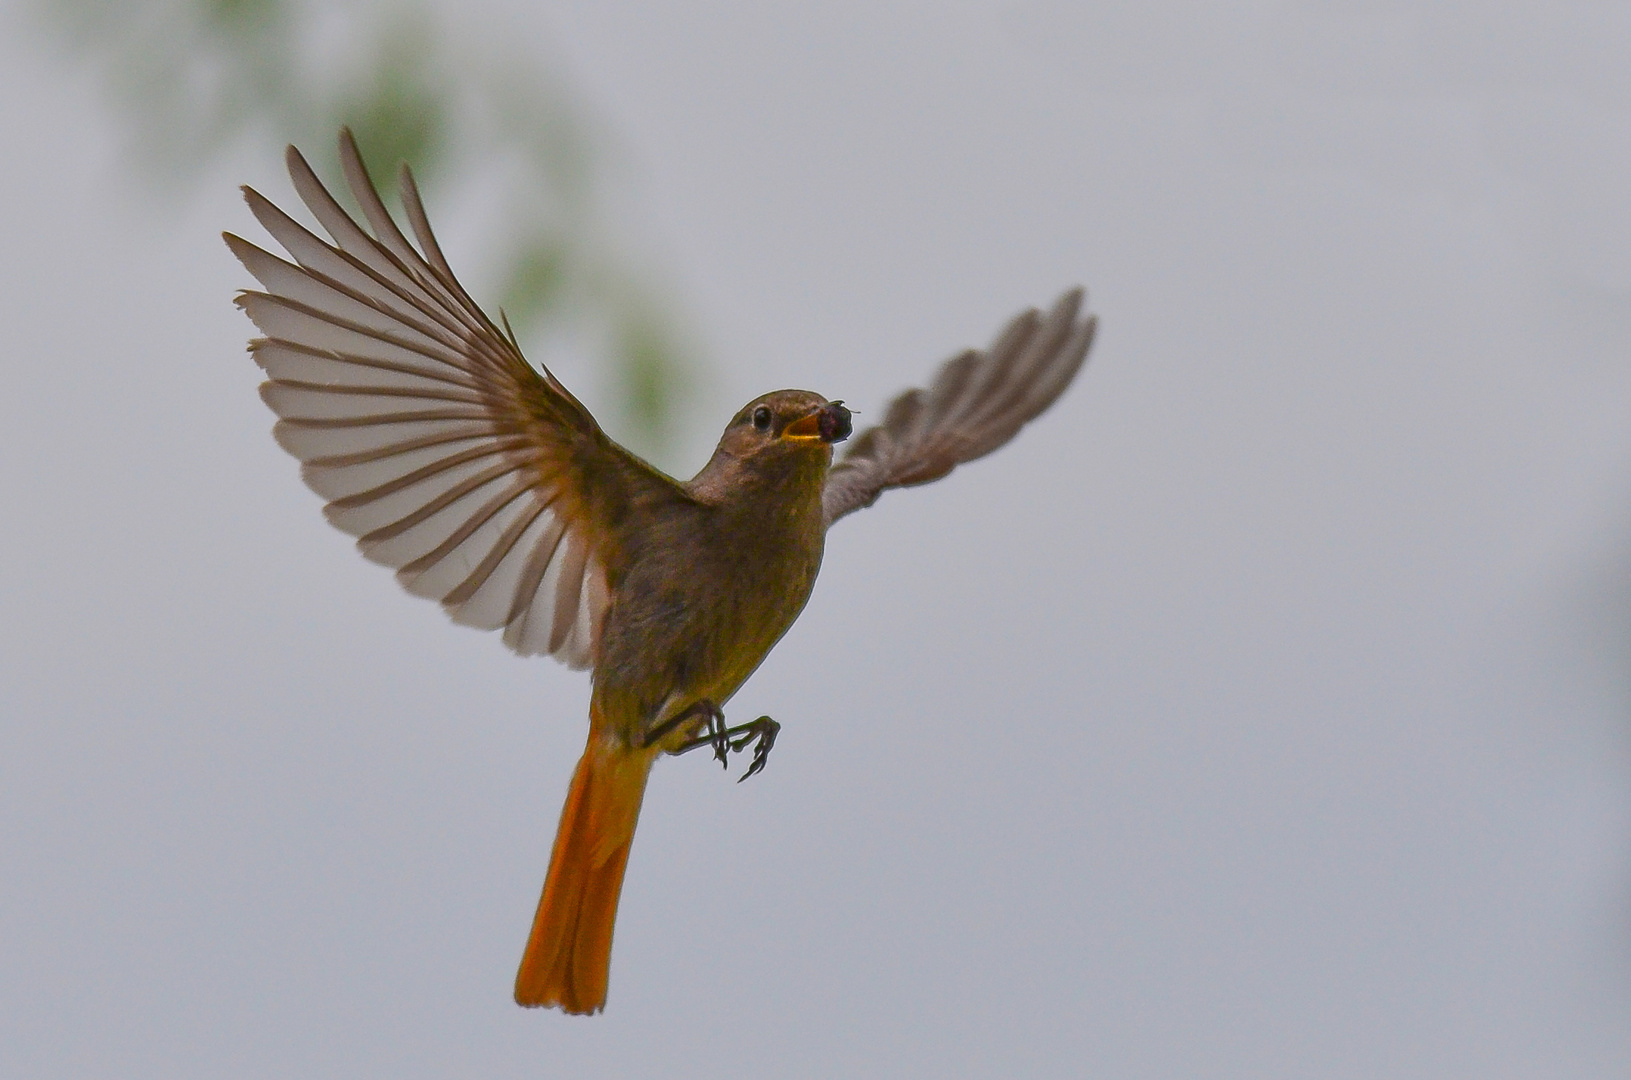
[225,128,1096,1015]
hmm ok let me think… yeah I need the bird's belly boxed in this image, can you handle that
[593,544,821,742]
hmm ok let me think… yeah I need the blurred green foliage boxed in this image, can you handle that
[38,0,694,458]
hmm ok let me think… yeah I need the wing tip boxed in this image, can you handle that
[822,284,1097,528]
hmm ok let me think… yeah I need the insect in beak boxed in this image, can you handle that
[785,402,852,444]
[820,401,853,444]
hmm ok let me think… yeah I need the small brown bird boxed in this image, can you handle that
[227,130,1096,1014]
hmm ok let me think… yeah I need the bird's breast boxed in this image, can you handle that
[592,492,826,739]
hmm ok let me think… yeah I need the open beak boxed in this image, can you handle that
[783,402,852,444]
[782,412,824,442]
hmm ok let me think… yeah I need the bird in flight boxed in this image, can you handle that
[226,129,1096,1015]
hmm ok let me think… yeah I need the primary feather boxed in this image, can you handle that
[224,129,674,666]
[822,288,1096,527]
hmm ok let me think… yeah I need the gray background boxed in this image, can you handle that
[5,2,1631,1076]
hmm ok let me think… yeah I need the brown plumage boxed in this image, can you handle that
[226,129,1096,1014]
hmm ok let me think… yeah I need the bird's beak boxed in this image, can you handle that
[783,413,823,442]
[784,402,852,445]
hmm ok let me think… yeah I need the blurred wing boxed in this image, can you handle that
[822,288,1096,527]
[226,129,680,667]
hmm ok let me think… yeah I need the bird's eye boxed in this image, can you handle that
[752,405,772,431]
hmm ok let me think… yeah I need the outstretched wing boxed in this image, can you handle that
[226,129,683,667]
[822,288,1096,527]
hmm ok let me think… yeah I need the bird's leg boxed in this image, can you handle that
[643,699,730,768]
[673,714,781,782]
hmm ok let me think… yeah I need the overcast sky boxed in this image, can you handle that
[5,2,1631,1077]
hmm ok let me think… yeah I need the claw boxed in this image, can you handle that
[710,711,730,769]
[735,716,779,783]
[671,710,781,782]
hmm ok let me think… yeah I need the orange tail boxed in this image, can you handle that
[515,731,655,1013]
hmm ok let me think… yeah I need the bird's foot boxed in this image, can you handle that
[730,716,780,783]
[645,699,730,767]
[672,713,781,782]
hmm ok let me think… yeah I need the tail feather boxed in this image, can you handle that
[515,732,655,1014]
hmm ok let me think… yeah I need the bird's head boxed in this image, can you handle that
[715,391,852,465]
